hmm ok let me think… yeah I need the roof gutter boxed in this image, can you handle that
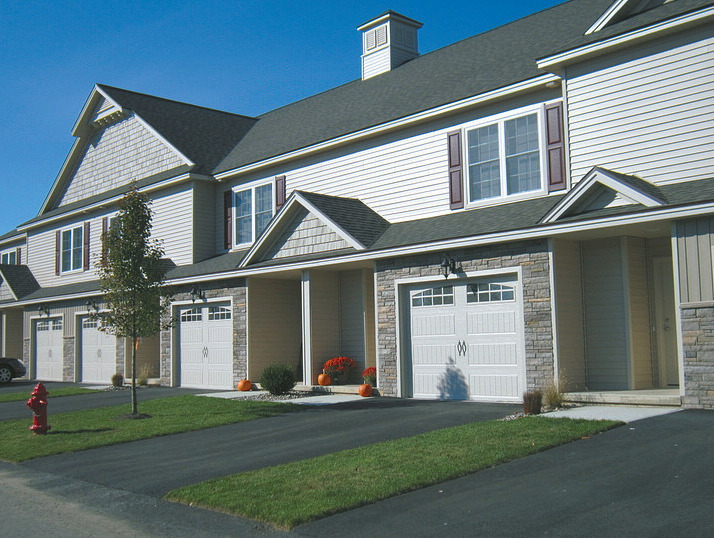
[214,74,561,181]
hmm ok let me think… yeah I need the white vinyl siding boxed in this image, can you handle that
[58,113,186,207]
[247,278,302,382]
[308,271,341,383]
[567,29,714,185]
[143,186,194,266]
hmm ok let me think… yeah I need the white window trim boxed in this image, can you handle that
[463,104,548,209]
[1,251,16,265]
[60,225,84,274]
[232,179,275,248]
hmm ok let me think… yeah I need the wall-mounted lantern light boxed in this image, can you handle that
[86,300,99,314]
[441,253,457,279]
[38,304,51,317]
[190,286,206,303]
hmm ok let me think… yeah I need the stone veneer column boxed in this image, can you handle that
[375,240,554,398]
[63,336,75,381]
[160,278,247,387]
[680,306,714,409]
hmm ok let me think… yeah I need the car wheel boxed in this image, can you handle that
[0,366,12,384]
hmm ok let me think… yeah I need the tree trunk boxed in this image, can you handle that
[131,336,138,415]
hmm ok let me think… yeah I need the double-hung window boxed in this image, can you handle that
[234,182,274,246]
[1,251,16,265]
[467,110,543,203]
[61,226,83,272]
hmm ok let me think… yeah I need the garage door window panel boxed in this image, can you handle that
[467,282,515,303]
[411,286,454,307]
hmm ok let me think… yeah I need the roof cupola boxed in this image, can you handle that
[358,11,423,80]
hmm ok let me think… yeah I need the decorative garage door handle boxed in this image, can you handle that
[202,346,208,358]
[456,340,467,357]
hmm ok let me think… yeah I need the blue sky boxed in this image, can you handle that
[0,0,565,235]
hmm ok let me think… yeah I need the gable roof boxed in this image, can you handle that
[239,190,390,267]
[214,0,615,175]
[0,265,40,301]
[541,167,666,223]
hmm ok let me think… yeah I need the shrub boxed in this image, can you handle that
[260,364,297,395]
[543,371,568,409]
[111,373,124,387]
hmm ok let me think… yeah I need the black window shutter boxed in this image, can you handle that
[16,247,21,265]
[55,230,61,275]
[224,190,233,250]
[447,130,464,209]
[545,101,566,192]
[275,175,286,211]
[83,222,91,271]
[101,217,109,264]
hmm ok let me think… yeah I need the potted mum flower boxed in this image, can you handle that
[322,356,357,385]
[362,367,377,386]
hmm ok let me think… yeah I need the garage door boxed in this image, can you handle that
[81,317,117,384]
[35,318,64,381]
[408,276,525,402]
[179,303,233,389]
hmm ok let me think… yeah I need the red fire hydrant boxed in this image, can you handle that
[26,383,51,435]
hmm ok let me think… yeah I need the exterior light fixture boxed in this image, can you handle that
[38,304,51,317]
[441,253,457,279]
[85,300,99,314]
[190,286,206,303]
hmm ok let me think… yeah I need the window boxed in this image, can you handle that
[233,182,274,246]
[180,308,202,322]
[1,251,16,265]
[61,226,83,272]
[466,282,515,303]
[208,306,231,321]
[412,286,454,307]
[467,112,542,203]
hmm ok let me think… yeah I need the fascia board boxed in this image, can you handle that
[0,233,27,248]
[538,7,714,69]
[167,200,714,288]
[18,173,202,232]
[238,192,365,268]
[214,74,560,181]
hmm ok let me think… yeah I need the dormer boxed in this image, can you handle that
[358,11,423,80]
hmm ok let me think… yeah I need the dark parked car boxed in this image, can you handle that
[0,358,26,384]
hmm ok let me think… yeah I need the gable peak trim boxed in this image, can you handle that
[540,167,665,224]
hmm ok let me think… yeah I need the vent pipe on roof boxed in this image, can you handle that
[358,11,423,81]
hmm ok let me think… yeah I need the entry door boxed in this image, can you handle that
[409,276,524,402]
[653,258,679,386]
[81,317,117,384]
[35,318,64,381]
[179,303,233,389]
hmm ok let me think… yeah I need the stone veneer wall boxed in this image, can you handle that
[680,305,714,409]
[160,278,247,387]
[375,240,553,398]
[63,337,75,381]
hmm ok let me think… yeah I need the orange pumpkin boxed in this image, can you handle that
[317,373,332,386]
[359,383,373,397]
[237,379,252,391]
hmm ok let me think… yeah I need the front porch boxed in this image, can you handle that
[564,388,681,407]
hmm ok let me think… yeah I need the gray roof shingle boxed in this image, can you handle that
[0,265,40,300]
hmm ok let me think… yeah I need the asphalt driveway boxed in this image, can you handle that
[2,394,712,536]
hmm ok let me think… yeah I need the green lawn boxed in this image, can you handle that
[0,395,301,462]
[166,417,620,529]
[0,387,98,403]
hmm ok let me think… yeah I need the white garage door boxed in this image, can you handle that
[81,317,117,384]
[408,276,525,402]
[179,303,233,389]
[35,318,64,381]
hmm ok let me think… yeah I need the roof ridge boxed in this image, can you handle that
[97,83,258,121]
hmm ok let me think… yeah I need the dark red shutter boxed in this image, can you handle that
[55,230,61,275]
[15,247,21,265]
[83,222,90,271]
[224,190,233,250]
[101,217,109,263]
[447,130,464,209]
[275,175,286,211]
[545,101,566,192]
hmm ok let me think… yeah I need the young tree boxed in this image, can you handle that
[97,187,171,415]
